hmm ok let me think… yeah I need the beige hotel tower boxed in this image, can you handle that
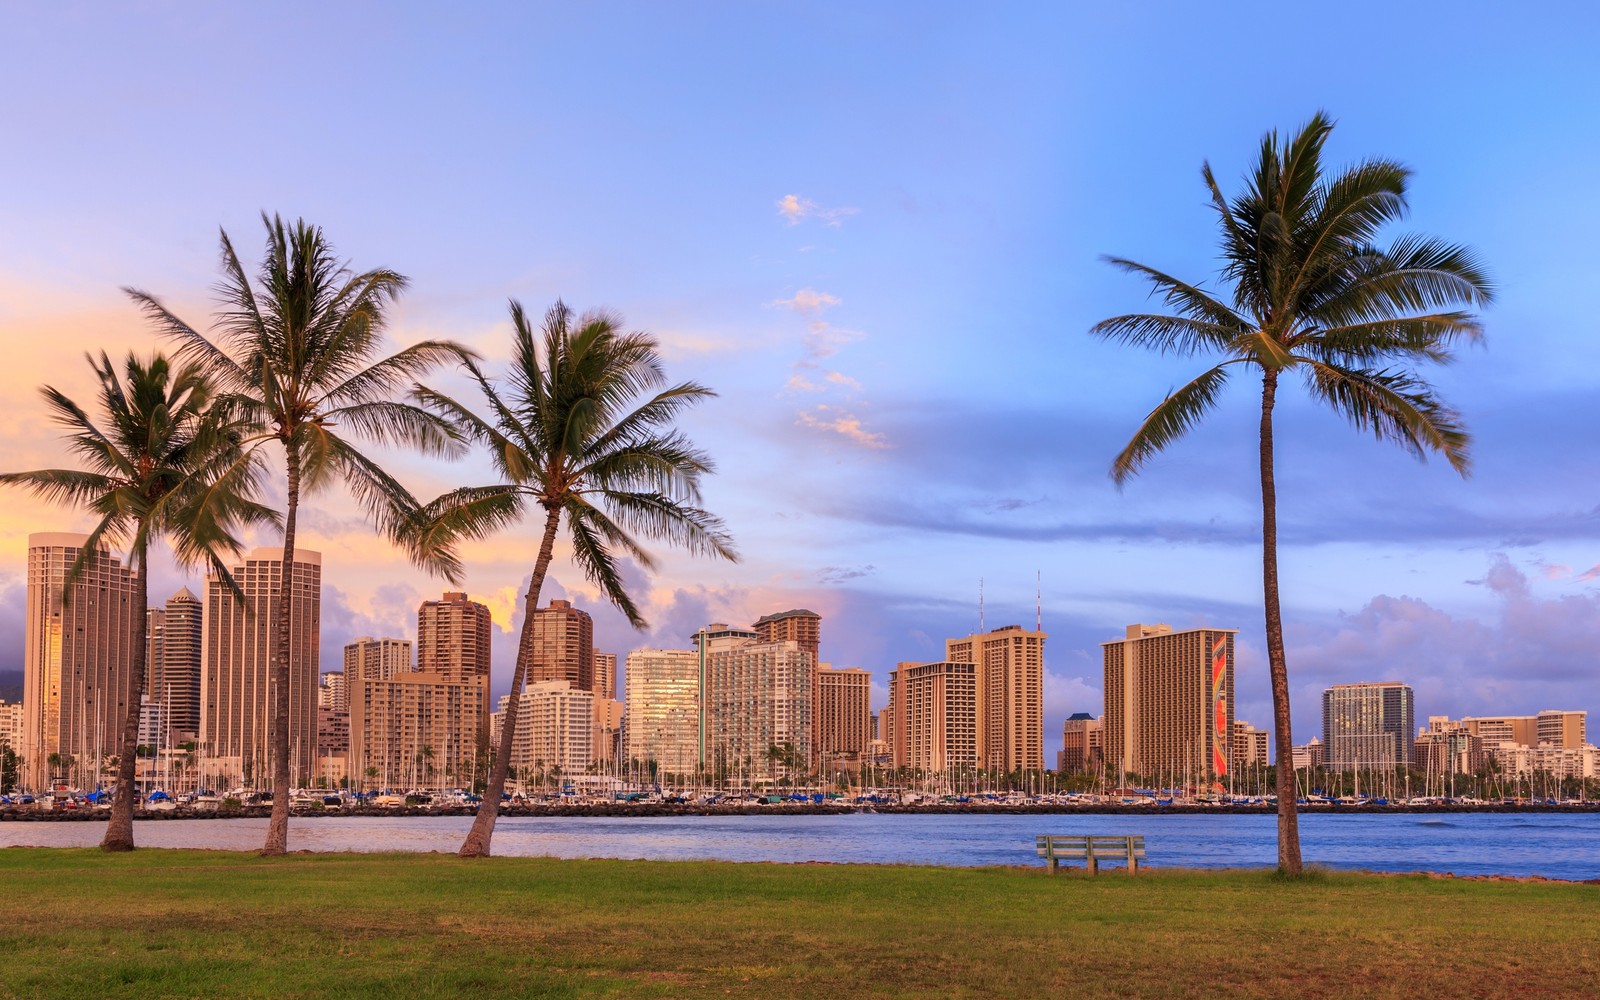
[1102,624,1236,786]
[201,548,322,787]
[947,624,1047,772]
[22,532,139,789]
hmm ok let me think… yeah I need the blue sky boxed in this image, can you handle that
[3,3,1599,760]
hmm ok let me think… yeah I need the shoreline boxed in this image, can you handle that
[7,800,1600,822]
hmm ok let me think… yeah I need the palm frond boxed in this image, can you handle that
[1089,313,1243,358]
[1100,257,1251,331]
[1111,363,1237,485]
[564,501,647,628]
[596,490,738,562]
[1302,361,1470,473]
[323,340,479,408]
[1306,313,1484,366]
[323,400,466,458]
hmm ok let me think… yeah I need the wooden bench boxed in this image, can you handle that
[1036,835,1146,875]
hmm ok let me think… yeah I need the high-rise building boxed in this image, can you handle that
[317,708,350,755]
[1321,682,1415,772]
[1461,715,1539,749]
[1290,738,1325,771]
[501,680,594,781]
[624,648,701,774]
[887,661,978,773]
[343,636,412,682]
[594,651,616,701]
[1230,720,1270,770]
[201,547,322,787]
[22,532,139,789]
[816,666,872,770]
[417,592,492,682]
[0,700,24,750]
[146,587,203,744]
[318,671,347,712]
[698,623,814,782]
[1058,713,1102,773]
[349,668,483,791]
[947,624,1047,772]
[1535,710,1586,750]
[592,697,624,767]
[522,599,594,692]
[753,609,821,660]
[1414,717,1483,779]
[348,594,492,792]
[416,591,493,747]
[1102,624,1237,786]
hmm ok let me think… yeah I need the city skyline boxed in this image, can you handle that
[4,6,1600,764]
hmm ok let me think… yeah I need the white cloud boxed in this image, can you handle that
[769,288,841,314]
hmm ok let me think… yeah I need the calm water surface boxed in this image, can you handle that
[4,812,1597,879]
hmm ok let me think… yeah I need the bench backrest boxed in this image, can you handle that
[1035,834,1145,855]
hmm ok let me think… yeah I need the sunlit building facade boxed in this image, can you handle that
[887,660,978,774]
[624,648,701,774]
[947,624,1046,772]
[343,636,412,682]
[502,680,594,780]
[416,591,493,748]
[201,547,322,787]
[146,586,202,745]
[698,624,813,783]
[1058,712,1102,773]
[22,532,140,789]
[816,666,872,770]
[521,599,593,692]
[1103,624,1236,786]
[1322,682,1415,772]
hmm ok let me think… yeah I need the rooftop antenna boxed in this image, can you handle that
[1036,570,1042,632]
[979,577,985,634]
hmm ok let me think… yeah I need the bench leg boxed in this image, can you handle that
[1086,849,1098,876]
[1127,837,1138,876]
[1049,856,1059,875]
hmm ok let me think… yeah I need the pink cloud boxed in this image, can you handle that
[775,194,859,227]
[769,288,841,314]
[1286,555,1600,722]
[796,405,889,450]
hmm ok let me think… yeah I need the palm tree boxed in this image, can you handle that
[126,213,472,855]
[415,299,738,857]
[0,351,268,850]
[1092,112,1491,874]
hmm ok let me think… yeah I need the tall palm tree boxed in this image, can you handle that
[414,299,738,857]
[126,213,473,855]
[0,351,270,851]
[1092,112,1491,874]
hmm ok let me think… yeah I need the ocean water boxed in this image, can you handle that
[4,811,1597,879]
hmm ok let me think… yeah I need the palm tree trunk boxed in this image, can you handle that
[1260,369,1303,875]
[101,538,149,851]
[459,502,562,858]
[262,449,301,856]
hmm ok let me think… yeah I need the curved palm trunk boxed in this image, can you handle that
[459,503,562,858]
[263,450,301,856]
[1260,369,1304,875]
[101,538,150,852]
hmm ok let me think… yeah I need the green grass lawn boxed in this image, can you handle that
[0,850,1595,998]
